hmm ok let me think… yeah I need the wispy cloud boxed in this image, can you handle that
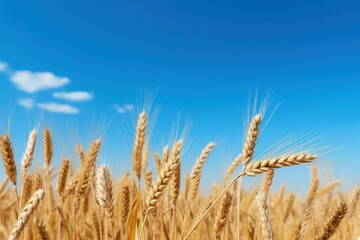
[10,70,70,93]
[53,91,93,101]
[114,104,134,114]
[0,61,9,72]
[18,98,35,109]
[37,102,79,114]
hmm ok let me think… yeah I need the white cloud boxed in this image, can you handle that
[10,70,70,93]
[18,98,35,109]
[37,102,79,114]
[53,91,93,101]
[0,61,9,72]
[114,104,134,114]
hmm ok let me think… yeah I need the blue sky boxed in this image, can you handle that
[0,0,359,194]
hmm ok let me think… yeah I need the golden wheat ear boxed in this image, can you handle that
[0,134,17,186]
[6,189,45,240]
[33,217,50,240]
[256,191,273,240]
[132,111,147,181]
[21,129,37,174]
[189,142,215,201]
[43,128,53,168]
[213,191,232,240]
[315,202,348,240]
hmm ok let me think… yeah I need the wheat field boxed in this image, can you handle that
[0,108,359,240]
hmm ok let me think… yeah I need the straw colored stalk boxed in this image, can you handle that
[132,111,147,181]
[189,142,215,200]
[294,166,319,240]
[20,129,37,174]
[6,189,45,240]
[184,153,318,240]
[236,114,262,240]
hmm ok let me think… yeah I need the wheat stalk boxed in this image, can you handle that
[6,189,45,240]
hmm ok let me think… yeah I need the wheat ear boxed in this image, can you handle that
[57,158,70,199]
[33,217,49,240]
[224,153,242,183]
[346,186,360,219]
[261,170,275,195]
[315,202,348,240]
[140,140,182,238]
[145,139,183,213]
[95,165,108,208]
[104,167,115,239]
[132,111,147,181]
[44,128,53,167]
[76,144,86,165]
[189,142,215,200]
[6,189,45,240]
[20,129,37,174]
[21,174,32,207]
[283,193,295,223]
[0,135,17,186]
[256,191,273,240]
[171,140,183,205]
[292,165,319,240]
[243,153,317,177]
[120,174,130,225]
[184,152,318,240]
[213,191,232,240]
[242,114,262,165]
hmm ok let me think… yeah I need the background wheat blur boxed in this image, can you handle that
[0,106,359,240]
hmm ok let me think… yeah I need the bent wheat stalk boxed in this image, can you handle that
[6,189,45,240]
[183,153,317,240]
